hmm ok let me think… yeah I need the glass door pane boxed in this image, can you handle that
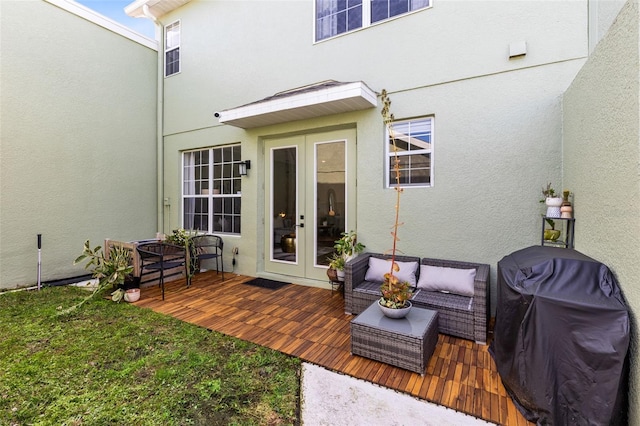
[271,146,298,263]
[315,141,346,266]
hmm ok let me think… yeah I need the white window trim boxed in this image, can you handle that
[164,20,180,77]
[181,145,243,235]
[385,117,434,189]
[313,0,432,43]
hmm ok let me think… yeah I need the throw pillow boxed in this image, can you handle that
[417,265,476,297]
[365,257,418,286]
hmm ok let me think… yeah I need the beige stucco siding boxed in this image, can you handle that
[0,0,158,288]
[563,1,640,422]
[158,0,589,302]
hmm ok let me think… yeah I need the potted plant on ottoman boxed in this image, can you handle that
[378,90,414,319]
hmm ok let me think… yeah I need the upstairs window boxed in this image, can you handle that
[386,117,433,188]
[316,0,363,41]
[315,0,431,41]
[371,0,430,23]
[165,21,180,77]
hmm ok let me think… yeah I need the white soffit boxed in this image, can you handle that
[125,0,192,19]
[217,81,378,129]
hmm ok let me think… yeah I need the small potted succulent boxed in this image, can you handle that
[540,182,563,218]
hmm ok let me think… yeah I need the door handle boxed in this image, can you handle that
[296,223,305,228]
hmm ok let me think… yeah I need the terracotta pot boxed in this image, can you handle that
[327,268,338,282]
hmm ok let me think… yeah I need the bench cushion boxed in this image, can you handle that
[364,257,419,286]
[416,265,476,297]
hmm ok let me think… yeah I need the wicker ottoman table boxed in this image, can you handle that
[350,303,439,375]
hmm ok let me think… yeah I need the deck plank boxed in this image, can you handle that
[134,271,531,425]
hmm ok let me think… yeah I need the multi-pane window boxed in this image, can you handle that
[386,117,432,187]
[316,0,363,41]
[165,21,180,76]
[315,0,431,41]
[183,145,242,234]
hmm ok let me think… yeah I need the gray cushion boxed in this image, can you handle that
[416,265,476,297]
[364,257,418,286]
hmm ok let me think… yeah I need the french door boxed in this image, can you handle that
[264,129,356,282]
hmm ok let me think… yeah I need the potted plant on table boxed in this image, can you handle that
[540,182,563,218]
[378,90,414,318]
[543,218,561,242]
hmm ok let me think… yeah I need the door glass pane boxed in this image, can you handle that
[272,147,297,262]
[316,141,345,266]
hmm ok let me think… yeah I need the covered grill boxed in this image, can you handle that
[490,246,630,425]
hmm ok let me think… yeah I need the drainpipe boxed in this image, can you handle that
[143,4,165,233]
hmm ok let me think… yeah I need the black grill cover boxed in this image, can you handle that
[490,246,629,425]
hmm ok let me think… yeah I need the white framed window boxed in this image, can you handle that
[386,117,433,188]
[182,145,242,234]
[165,20,180,77]
[315,0,431,41]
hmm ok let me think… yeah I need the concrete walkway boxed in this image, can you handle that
[301,363,494,425]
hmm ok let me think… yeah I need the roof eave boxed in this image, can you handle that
[218,81,378,129]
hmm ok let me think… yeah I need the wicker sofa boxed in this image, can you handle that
[345,253,490,344]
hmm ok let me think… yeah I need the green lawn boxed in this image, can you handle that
[0,286,300,425]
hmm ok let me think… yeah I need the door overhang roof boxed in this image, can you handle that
[216,81,378,129]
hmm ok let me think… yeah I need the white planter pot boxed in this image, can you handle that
[545,197,563,218]
[378,300,412,319]
[124,288,140,302]
[336,269,345,281]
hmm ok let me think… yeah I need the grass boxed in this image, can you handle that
[0,286,300,425]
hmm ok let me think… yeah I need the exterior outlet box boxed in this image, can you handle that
[164,197,171,206]
[509,41,527,58]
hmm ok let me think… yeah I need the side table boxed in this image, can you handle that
[350,303,439,375]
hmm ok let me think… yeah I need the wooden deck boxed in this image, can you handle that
[134,271,531,425]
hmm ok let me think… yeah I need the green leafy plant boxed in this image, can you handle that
[540,182,558,202]
[328,253,346,271]
[63,240,135,313]
[379,90,413,309]
[333,230,365,259]
[545,218,556,230]
[166,228,199,277]
[74,240,134,289]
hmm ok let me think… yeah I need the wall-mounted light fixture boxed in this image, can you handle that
[239,160,251,176]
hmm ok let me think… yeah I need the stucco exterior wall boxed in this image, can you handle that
[0,0,158,289]
[158,0,589,306]
[563,1,640,423]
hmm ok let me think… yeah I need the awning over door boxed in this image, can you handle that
[216,81,377,129]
